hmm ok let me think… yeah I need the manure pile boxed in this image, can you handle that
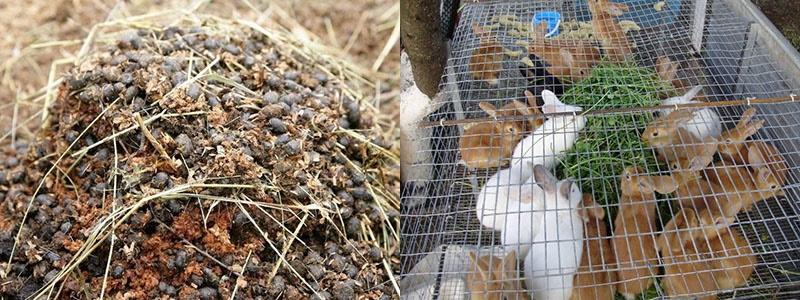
[0,21,398,299]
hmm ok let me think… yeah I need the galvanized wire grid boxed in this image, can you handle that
[401,0,800,299]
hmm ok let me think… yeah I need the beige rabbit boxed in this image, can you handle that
[656,209,719,300]
[459,100,534,169]
[466,250,528,300]
[702,161,784,212]
[529,22,602,82]
[718,107,764,164]
[588,0,633,62]
[613,166,682,300]
[571,194,616,300]
[642,109,718,170]
[694,208,757,290]
[470,23,505,85]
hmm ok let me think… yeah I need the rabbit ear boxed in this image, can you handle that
[651,175,680,194]
[559,180,573,199]
[739,107,757,126]
[479,102,498,117]
[502,250,517,276]
[541,90,564,114]
[559,48,576,68]
[666,109,696,124]
[469,252,490,281]
[656,56,678,82]
[606,2,629,16]
[533,165,557,193]
[524,90,537,107]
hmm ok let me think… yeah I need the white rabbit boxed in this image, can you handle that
[657,85,722,140]
[500,168,545,257]
[510,90,586,168]
[524,165,584,300]
[475,161,538,231]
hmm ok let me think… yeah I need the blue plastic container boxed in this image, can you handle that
[533,11,562,37]
[575,0,681,28]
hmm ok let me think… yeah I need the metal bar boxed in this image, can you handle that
[419,94,800,127]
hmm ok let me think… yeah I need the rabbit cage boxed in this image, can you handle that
[400,0,800,299]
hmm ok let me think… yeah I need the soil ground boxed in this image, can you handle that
[751,0,800,51]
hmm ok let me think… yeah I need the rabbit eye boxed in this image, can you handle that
[772,184,780,190]
[506,127,515,133]
[725,138,732,144]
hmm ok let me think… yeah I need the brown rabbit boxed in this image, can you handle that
[466,250,529,300]
[613,166,682,300]
[673,175,736,215]
[459,100,533,169]
[694,209,757,290]
[470,23,506,85]
[718,107,765,165]
[747,141,788,185]
[572,194,616,300]
[529,22,602,82]
[656,209,719,300]
[588,0,633,62]
[656,56,708,101]
[702,162,784,212]
[642,109,718,170]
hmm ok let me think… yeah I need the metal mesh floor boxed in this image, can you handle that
[402,0,800,299]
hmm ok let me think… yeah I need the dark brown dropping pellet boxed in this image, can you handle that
[204,38,220,50]
[223,44,241,55]
[271,275,286,293]
[124,85,139,101]
[189,274,204,287]
[293,185,309,200]
[203,267,219,285]
[266,75,281,88]
[151,172,170,189]
[337,190,354,206]
[206,94,220,107]
[345,217,361,237]
[198,287,218,300]
[325,241,340,255]
[268,118,287,134]
[339,206,353,219]
[368,246,382,262]
[9,169,25,183]
[344,99,361,128]
[284,71,300,81]
[307,264,325,280]
[59,221,71,233]
[284,140,302,155]
[187,83,201,100]
[262,91,279,104]
[332,280,355,300]
[171,72,187,86]
[241,56,255,67]
[5,157,19,168]
[175,133,193,155]
[337,118,351,129]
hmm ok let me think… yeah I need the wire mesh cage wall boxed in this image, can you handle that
[401,0,800,299]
